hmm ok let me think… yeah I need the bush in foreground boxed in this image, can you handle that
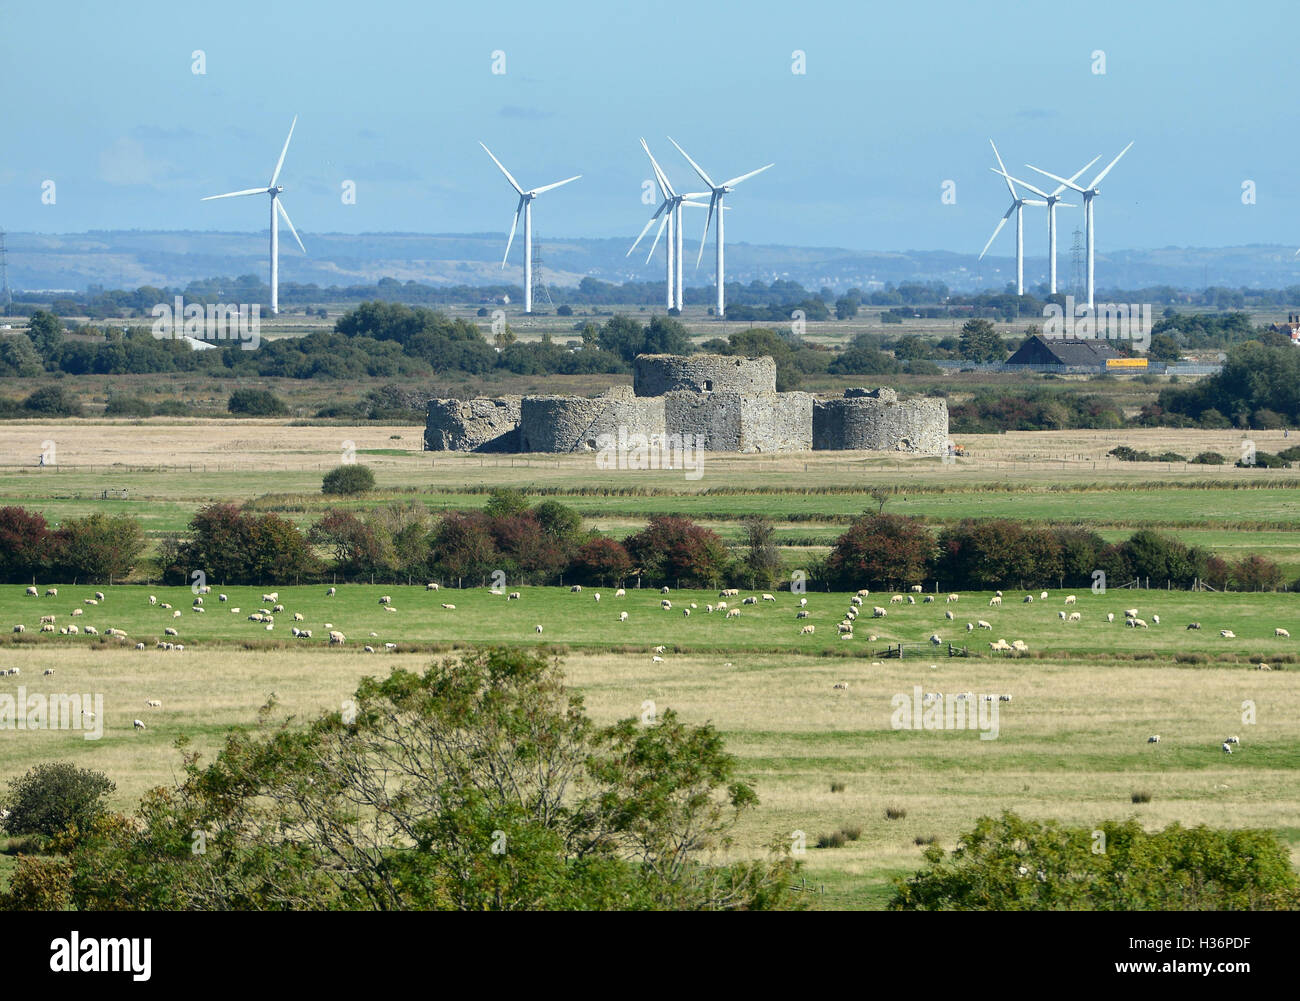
[1,762,115,839]
[889,811,1298,910]
[322,463,375,496]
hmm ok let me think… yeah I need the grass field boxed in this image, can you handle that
[1,420,1298,909]
[2,585,1296,909]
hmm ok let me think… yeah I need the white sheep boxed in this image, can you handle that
[593,593,600,602]
[1147,735,1160,743]
[1225,735,1240,744]
[726,608,740,619]
[145,699,161,708]
[329,630,346,645]
[945,610,955,620]
[1064,594,1077,605]
[661,586,670,594]
[873,606,887,618]
[426,582,439,591]
[25,586,38,596]
[1107,612,1114,623]
[441,603,455,610]
[535,624,543,633]
[762,594,776,602]
[1068,612,1081,622]
[988,596,1002,607]
[133,719,146,730]
[1151,614,1160,625]
[682,608,690,617]
[219,593,228,602]
[1276,628,1290,638]
[929,634,942,645]
[619,611,628,622]
[977,620,992,630]
[890,595,904,604]
[1123,608,1139,619]
[799,597,808,607]
[1220,629,1235,638]
[946,594,959,603]
[94,591,105,602]
[799,625,815,635]
[326,587,337,596]
[1221,742,1232,755]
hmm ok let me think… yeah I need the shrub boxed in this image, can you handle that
[51,512,146,581]
[22,385,83,417]
[228,388,288,416]
[104,394,154,417]
[1131,791,1152,804]
[889,811,1299,910]
[322,464,376,496]
[825,513,936,591]
[817,832,847,849]
[829,781,846,793]
[2,761,115,838]
[1190,451,1225,465]
[885,806,908,821]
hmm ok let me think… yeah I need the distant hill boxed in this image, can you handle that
[4,230,1300,295]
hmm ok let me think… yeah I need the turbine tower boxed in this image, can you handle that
[990,155,1098,294]
[628,139,709,310]
[202,116,305,315]
[669,138,772,318]
[480,143,580,315]
[979,141,1047,296]
[1027,142,1134,309]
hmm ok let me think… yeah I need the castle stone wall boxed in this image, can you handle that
[634,353,776,397]
[519,386,666,453]
[424,396,521,452]
[813,389,948,453]
[662,391,813,452]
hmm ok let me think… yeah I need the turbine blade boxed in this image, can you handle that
[989,140,1017,199]
[502,196,523,268]
[1057,155,1101,197]
[530,174,581,196]
[991,168,1049,199]
[276,200,306,253]
[645,213,669,264]
[1089,141,1134,188]
[270,116,297,187]
[721,163,773,188]
[641,138,675,198]
[1026,163,1086,193]
[201,187,267,201]
[480,143,526,196]
[627,203,668,256]
[668,137,716,189]
[978,208,1012,260]
[697,194,717,269]
[1023,199,1049,207]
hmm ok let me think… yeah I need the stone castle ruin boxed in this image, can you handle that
[424,353,948,455]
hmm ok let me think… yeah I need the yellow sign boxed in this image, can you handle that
[1105,357,1148,368]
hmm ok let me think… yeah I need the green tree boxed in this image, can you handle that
[740,516,781,588]
[228,388,288,416]
[16,650,800,911]
[52,512,146,581]
[958,319,1006,363]
[2,762,115,839]
[890,811,1299,911]
[825,513,936,590]
[322,464,376,496]
[1146,332,1181,363]
[484,487,530,520]
[25,309,64,361]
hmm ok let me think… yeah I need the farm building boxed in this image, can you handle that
[1004,334,1125,370]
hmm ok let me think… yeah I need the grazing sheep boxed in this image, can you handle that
[1064,595,1077,605]
[384,606,396,613]
[1151,614,1159,625]
[1068,612,1081,622]
[910,584,923,593]
[219,594,228,602]
[192,606,205,614]
[837,621,853,633]
[946,594,959,603]
[85,598,99,606]
[45,588,57,596]
[856,588,870,597]
[146,700,161,708]
[11,625,23,633]
[1123,608,1139,619]
[43,668,54,675]
[164,627,178,636]
[329,630,345,645]
[133,719,146,730]
[989,639,1012,652]
[94,591,105,602]
[1131,618,1149,628]
[661,600,672,610]
[1107,612,1114,623]
[293,612,304,622]
[762,593,776,602]
[272,603,285,613]
[191,596,202,606]
[1059,611,1067,620]
[26,586,38,596]
[426,582,439,591]
[743,596,758,605]
[83,626,98,635]
[682,608,691,617]
[593,593,601,602]
[160,603,171,609]
[966,622,974,631]
[988,596,1002,607]
[300,630,312,639]
[135,642,145,650]
[507,591,521,600]
[173,610,181,619]
[379,595,392,605]
[873,606,887,618]
[845,608,857,619]
[1147,735,1160,743]
[1220,629,1235,639]
[977,620,992,630]
[1011,640,1029,652]
[326,587,337,596]
[1023,595,1034,603]
[832,682,848,690]
[716,601,727,610]
[262,593,278,603]
[1040,591,1048,599]
[800,624,815,635]
[71,608,82,617]
[230,608,239,614]
[619,611,629,622]
[726,608,741,619]
[535,624,543,633]
[890,595,904,604]
[615,588,626,597]
[924,595,935,604]
[1222,742,1232,755]
[661,586,670,595]
[929,634,942,645]
[441,603,455,610]
[385,642,397,651]
[1225,735,1240,744]
[1276,628,1290,638]
[651,655,664,663]
[1257,663,1271,670]
[364,645,375,653]
[945,610,955,621]
[799,597,808,607]
[1187,622,1201,630]
[906,595,916,605]
[40,623,55,633]
[796,610,810,619]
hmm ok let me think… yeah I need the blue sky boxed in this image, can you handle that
[2,0,1296,258]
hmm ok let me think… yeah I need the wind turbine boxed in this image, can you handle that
[1027,142,1134,309]
[628,139,710,310]
[202,116,304,315]
[669,138,772,318]
[990,155,1098,294]
[480,143,580,314]
[979,141,1047,296]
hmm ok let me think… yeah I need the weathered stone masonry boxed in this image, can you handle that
[424,355,948,454]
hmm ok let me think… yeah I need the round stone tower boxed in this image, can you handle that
[633,353,776,397]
